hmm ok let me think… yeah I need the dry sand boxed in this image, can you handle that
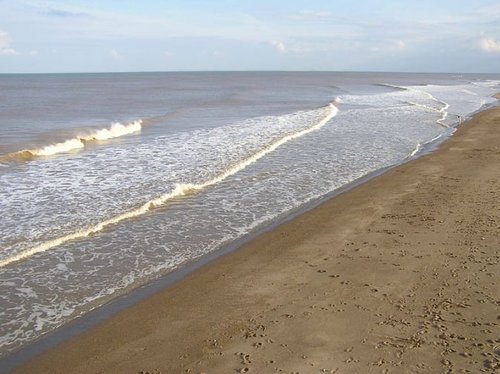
[12,103,500,374]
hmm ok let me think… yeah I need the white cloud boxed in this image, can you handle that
[291,10,331,20]
[29,50,39,56]
[0,30,18,55]
[476,4,500,18]
[269,38,359,55]
[109,48,120,59]
[270,40,287,53]
[480,36,500,52]
[370,40,407,52]
[395,40,407,50]
[45,7,91,18]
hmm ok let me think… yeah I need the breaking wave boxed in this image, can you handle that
[376,83,408,91]
[1,120,142,161]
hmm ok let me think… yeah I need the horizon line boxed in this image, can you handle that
[1,69,500,76]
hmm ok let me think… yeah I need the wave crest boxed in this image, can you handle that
[1,120,142,162]
[33,138,85,156]
[86,121,142,141]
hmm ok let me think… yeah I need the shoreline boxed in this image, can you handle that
[4,98,500,373]
[0,103,470,367]
[0,100,464,365]
[0,154,401,371]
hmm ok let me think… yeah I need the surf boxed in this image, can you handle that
[395,85,451,129]
[0,103,338,268]
[1,120,142,162]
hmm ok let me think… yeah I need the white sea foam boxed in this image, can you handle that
[378,84,449,118]
[402,100,439,112]
[32,138,85,156]
[409,142,422,157]
[403,98,449,128]
[471,80,500,88]
[395,85,450,128]
[408,134,443,158]
[419,92,450,128]
[86,121,142,141]
[29,120,142,157]
[0,104,338,268]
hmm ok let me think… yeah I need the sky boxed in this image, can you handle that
[0,0,500,73]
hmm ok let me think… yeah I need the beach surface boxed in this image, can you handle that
[13,103,500,373]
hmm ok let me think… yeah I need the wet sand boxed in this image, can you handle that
[12,102,500,373]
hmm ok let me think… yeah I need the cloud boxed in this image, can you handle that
[370,40,407,52]
[476,4,500,18]
[109,48,121,59]
[0,30,18,55]
[291,10,331,20]
[270,40,287,53]
[46,8,90,18]
[395,40,407,50]
[269,37,363,55]
[480,36,500,52]
[29,50,38,56]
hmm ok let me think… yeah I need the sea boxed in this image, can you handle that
[0,71,499,358]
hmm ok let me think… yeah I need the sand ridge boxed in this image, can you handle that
[11,104,500,373]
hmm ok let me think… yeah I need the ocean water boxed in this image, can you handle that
[0,72,499,357]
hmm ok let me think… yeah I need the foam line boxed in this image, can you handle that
[398,86,450,129]
[0,103,338,268]
[408,134,443,158]
[419,92,450,128]
[409,142,422,157]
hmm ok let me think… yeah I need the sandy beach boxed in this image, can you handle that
[11,101,500,373]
